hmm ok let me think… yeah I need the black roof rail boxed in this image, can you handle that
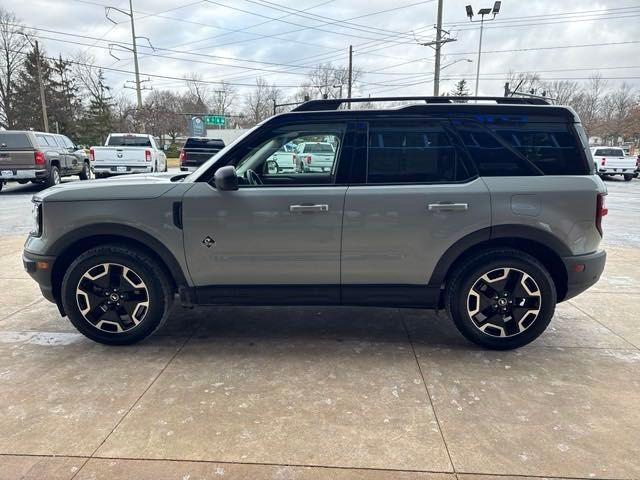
[291,96,550,112]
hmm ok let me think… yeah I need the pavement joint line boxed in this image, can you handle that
[70,326,201,480]
[0,298,44,323]
[568,301,640,351]
[2,452,629,480]
[400,316,457,475]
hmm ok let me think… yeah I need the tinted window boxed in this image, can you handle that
[107,136,152,147]
[491,122,588,175]
[0,133,32,149]
[594,148,625,157]
[53,135,67,148]
[35,134,57,147]
[61,136,75,148]
[184,138,225,149]
[367,121,472,184]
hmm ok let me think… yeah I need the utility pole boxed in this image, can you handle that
[433,0,444,96]
[347,44,353,108]
[416,2,456,97]
[129,0,143,110]
[34,40,49,133]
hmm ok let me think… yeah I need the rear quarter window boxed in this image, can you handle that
[0,133,32,149]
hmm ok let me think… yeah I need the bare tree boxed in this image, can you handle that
[112,92,135,132]
[543,80,580,105]
[184,73,210,112]
[243,77,279,125]
[0,8,29,129]
[572,73,608,137]
[308,62,362,99]
[210,81,236,116]
[139,89,186,144]
[507,71,543,96]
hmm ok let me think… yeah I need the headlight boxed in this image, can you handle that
[30,201,42,237]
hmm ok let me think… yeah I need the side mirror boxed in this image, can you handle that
[214,165,239,191]
[264,159,278,175]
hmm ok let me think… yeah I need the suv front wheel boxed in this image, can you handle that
[447,249,556,350]
[61,244,173,345]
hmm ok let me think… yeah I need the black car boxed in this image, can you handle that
[179,137,225,172]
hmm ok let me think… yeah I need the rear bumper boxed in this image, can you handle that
[92,164,153,175]
[22,249,58,306]
[561,250,606,301]
[0,169,47,181]
[598,168,635,175]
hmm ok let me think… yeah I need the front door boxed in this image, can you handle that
[182,122,349,304]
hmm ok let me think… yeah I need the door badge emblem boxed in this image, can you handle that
[202,236,216,248]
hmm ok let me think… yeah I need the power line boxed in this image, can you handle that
[446,40,640,56]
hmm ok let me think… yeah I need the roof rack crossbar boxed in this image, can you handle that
[291,96,549,111]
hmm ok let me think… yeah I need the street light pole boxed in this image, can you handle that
[34,40,49,133]
[466,2,501,96]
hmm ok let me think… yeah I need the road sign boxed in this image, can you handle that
[202,115,225,126]
[191,116,205,136]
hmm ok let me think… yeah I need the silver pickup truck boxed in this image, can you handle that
[90,133,167,178]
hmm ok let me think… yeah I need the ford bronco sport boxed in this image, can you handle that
[23,96,607,349]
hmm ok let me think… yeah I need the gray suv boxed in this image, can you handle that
[0,131,90,191]
[23,96,607,349]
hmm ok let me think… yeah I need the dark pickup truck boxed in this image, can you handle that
[179,137,225,172]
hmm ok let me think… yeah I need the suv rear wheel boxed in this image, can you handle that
[61,244,173,345]
[447,249,556,350]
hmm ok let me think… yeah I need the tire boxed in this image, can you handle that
[61,244,173,345]
[624,174,633,182]
[446,248,557,350]
[46,165,61,188]
[79,161,90,180]
[0,181,3,192]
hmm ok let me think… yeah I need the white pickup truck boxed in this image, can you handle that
[591,146,637,181]
[90,133,167,178]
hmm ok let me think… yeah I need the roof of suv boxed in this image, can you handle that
[279,96,579,123]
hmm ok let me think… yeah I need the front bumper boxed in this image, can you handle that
[561,250,606,301]
[92,164,153,175]
[0,169,47,181]
[23,250,58,307]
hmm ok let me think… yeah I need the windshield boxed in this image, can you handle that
[107,136,152,147]
[184,125,261,182]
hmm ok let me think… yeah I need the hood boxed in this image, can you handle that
[34,172,189,202]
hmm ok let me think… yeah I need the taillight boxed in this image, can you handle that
[600,158,606,166]
[596,193,608,237]
[34,150,45,165]
[89,148,95,161]
[179,149,186,165]
[145,149,151,162]
[305,155,312,165]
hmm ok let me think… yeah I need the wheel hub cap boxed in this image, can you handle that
[76,263,149,334]
[466,267,542,338]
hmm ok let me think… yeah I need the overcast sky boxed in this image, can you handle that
[7,0,640,101]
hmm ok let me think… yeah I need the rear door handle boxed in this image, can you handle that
[428,202,468,212]
[290,204,329,213]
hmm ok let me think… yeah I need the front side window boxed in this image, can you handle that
[233,124,344,186]
[367,120,472,184]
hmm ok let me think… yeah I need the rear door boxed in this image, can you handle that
[0,132,35,175]
[341,119,491,302]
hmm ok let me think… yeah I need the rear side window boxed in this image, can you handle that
[107,136,152,147]
[0,133,32,149]
[367,120,472,184]
[184,138,225,149]
[491,122,588,175]
[35,134,57,147]
[594,148,624,157]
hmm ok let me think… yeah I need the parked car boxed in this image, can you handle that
[179,137,225,172]
[90,133,167,178]
[294,141,336,173]
[590,146,636,181]
[268,142,296,173]
[0,131,90,192]
[23,96,606,350]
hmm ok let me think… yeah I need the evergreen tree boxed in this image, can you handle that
[452,79,470,97]
[12,45,54,131]
[80,69,113,145]
[50,55,81,137]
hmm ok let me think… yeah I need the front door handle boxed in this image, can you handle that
[428,202,469,212]
[290,204,329,213]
